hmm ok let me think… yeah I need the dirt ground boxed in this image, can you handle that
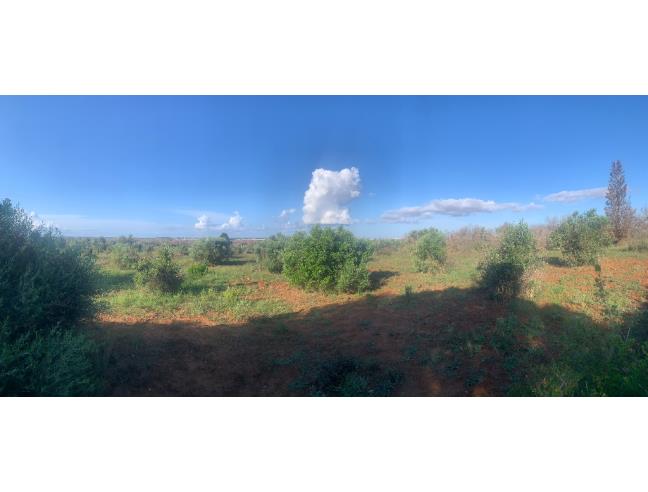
[90,251,648,396]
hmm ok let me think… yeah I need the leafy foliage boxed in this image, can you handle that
[255,234,288,273]
[0,322,101,396]
[0,198,101,396]
[478,222,539,300]
[547,209,613,266]
[0,198,98,338]
[282,226,372,293]
[190,234,233,265]
[94,236,108,252]
[135,246,183,293]
[294,357,402,396]
[413,228,447,272]
[496,314,648,397]
[110,242,141,269]
[187,262,208,277]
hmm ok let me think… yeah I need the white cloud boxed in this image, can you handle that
[381,198,542,223]
[194,214,212,230]
[29,211,54,228]
[276,208,300,230]
[279,208,296,219]
[220,211,243,230]
[543,187,607,203]
[195,211,243,231]
[303,167,361,225]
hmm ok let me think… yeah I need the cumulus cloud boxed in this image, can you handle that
[220,211,243,230]
[303,167,361,224]
[543,187,607,203]
[194,214,212,230]
[381,198,542,223]
[29,211,53,228]
[194,212,243,231]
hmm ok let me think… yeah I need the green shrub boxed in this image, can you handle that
[190,234,233,265]
[413,228,447,272]
[0,322,101,396]
[295,357,402,396]
[135,246,183,293]
[0,199,101,396]
[111,242,141,269]
[187,262,208,277]
[0,199,98,338]
[174,242,190,255]
[282,226,372,293]
[478,221,539,300]
[547,209,613,266]
[94,236,108,252]
[516,320,648,397]
[255,234,288,273]
[337,256,371,293]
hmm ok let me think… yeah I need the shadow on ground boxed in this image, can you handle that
[545,256,569,267]
[88,283,647,397]
[222,258,255,266]
[97,270,135,293]
[369,270,398,289]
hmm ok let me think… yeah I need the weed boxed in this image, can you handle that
[294,357,402,396]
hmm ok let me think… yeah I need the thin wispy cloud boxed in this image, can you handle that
[303,167,361,225]
[275,208,301,230]
[174,209,228,221]
[381,198,542,223]
[543,187,607,203]
[279,208,296,219]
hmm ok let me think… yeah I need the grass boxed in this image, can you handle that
[97,242,647,326]
[92,239,648,396]
[97,252,290,322]
[289,356,403,396]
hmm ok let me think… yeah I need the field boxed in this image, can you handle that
[89,239,648,396]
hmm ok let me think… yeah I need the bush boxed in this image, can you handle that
[547,209,613,266]
[413,228,447,272]
[0,322,101,396]
[336,256,371,293]
[94,236,108,252]
[282,226,372,293]
[0,199,98,337]
[295,357,402,396]
[135,246,183,293]
[255,234,288,273]
[478,221,539,300]
[507,317,648,397]
[111,242,141,269]
[190,234,233,265]
[0,198,101,396]
[187,262,208,277]
[174,242,190,255]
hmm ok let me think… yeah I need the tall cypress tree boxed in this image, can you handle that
[605,160,634,242]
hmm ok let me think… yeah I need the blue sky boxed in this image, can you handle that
[1,96,646,238]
